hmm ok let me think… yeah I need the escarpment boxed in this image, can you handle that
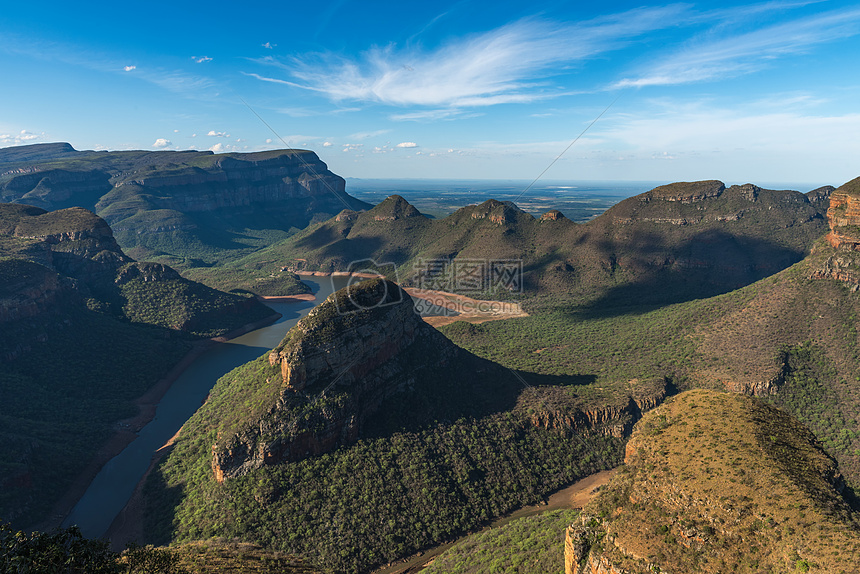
[565,390,860,574]
[108,152,348,214]
[808,177,860,288]
[0,143,371,263]
[522,379,669,438]
[212,278,469,481]
[824,176,860,249]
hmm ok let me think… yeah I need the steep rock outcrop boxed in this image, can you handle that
[212,279,463,481]
[810,177,860,288]
[468,199,533,225]
[0,204,131,286]
[524,381,668,439]
[643,180,725,203]
[824,176,860,249]
[539,209,567,222]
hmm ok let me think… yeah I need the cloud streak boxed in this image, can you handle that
[614,7,860,87]
[251,6,688,108]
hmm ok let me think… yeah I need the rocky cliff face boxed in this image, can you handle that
[1,169,112,211]
[809,176,860,288]
[116,152,347,214]
[211,279,463,481]
[0,204,131,288]
[523,380,668,438]
[0,143,370,264]
[468,199,533,225]
[825,176,860,249]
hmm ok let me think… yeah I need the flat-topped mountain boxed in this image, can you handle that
[219,179,832,305]
[0,143,370,265]
[568,389,860,574]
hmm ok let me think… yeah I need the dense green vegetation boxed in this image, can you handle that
[423,510,578,574]
[0,304,191,525]
[146,377,622,573]
[1,522,316,574]
[767,342,860,477]
[181,267,311,297]
[0,202,279,526]
[117,265,276,337]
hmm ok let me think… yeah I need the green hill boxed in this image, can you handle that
[143,280,649,573]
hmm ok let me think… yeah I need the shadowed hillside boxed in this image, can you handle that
[218,180,830,306]
[0,202,277,527]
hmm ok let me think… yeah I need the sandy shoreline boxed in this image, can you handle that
[295,271,529,326]
[257,293,316,302]
[404,287,529,327]
[30,309,284,535]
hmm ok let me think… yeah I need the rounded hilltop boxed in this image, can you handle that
[568,389,860,574]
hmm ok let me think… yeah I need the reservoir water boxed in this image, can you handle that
[62,277,347,538]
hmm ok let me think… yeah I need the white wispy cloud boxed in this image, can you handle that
[396,142,418,148]
[0,130,43,145]
[123,65,136,72]
[209,143,224,152]
[207,130,229,137]
[249,7,688,108]
[349,129,391,140]
[152,138,172,148]
[614,6,860,88]
[192,56,213,64]
[262,42,276,49]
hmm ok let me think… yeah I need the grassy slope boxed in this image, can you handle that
[439,241,860,488]
[585,390,860,574]
[422,509,578,574]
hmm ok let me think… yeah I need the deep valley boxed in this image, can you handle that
[2,142,859,574]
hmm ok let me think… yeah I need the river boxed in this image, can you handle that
[61,277,351,538]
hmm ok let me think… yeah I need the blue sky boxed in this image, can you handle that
[2,0,859,186]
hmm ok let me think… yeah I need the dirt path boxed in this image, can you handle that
[372,468,617,574]
[30,311,284,534]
